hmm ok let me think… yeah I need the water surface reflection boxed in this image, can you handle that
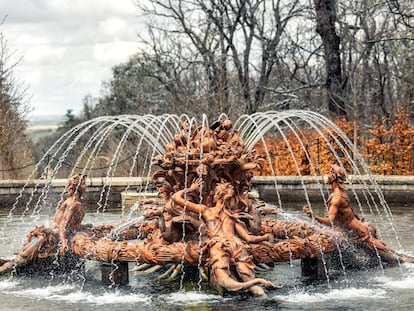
[0,205,413,311]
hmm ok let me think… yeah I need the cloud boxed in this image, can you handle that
[0,0,139,24]
[0,0,142,117]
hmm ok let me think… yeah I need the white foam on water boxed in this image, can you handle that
[164,290,229,305]
[7,283,150,305]
[383,278,414,289]
[0,279,19,290]
[52,290,151,305]
[271,287,387,304]
[375,266,414,289]
[11,283,77,299]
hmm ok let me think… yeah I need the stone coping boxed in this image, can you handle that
[0,175,413,204]
[253,175,414,185]
[0,177,151,188]
[1,175,414,188]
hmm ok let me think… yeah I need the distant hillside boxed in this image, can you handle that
[28,114,64,126]
[27,114,63,141]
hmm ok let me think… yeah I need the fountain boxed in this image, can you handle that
[0,111,413,308]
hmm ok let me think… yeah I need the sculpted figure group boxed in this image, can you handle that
[0,118,413,298]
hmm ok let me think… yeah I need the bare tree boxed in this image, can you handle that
[135,0,309,118]
[80,0,414,128]
[0,20,34,179]
[338,0,414,126]
[97,54,168,115]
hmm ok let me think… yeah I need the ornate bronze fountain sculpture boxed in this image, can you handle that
[0,119,412,298]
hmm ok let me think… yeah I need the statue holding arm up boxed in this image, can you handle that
[304,164,414,263]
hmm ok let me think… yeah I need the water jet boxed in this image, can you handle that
[0,111,413,309]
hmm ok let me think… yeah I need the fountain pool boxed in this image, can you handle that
[0,204,413,311]
[1,111,413,308]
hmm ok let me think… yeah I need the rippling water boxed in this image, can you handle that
[0,205,413,311]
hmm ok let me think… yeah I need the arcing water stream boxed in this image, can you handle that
[0,110,413,309]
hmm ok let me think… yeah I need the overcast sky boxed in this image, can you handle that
[0,0,142,117]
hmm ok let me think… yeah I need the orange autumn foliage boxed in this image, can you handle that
[254,108,414,176]
[364,108,414,175]
[254,118,357,176]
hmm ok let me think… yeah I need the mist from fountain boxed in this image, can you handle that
[236,111,403,261]
[0,109,412,305]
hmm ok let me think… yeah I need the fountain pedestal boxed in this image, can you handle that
[14,253,84,278]
[301,257,328,279]
[101,261,129,286]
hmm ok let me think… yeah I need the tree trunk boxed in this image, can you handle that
[313,0,346,117]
